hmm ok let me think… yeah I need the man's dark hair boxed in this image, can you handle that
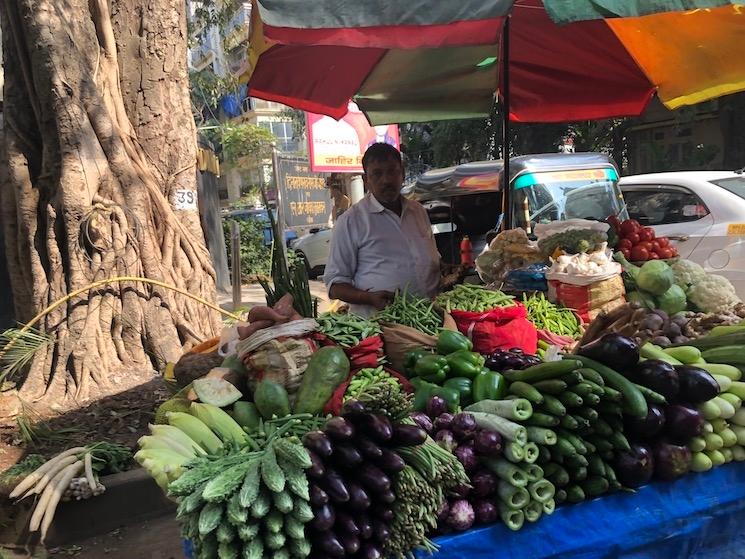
[362,143,402,173]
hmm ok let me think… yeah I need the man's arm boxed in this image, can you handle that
[328,283,392,310]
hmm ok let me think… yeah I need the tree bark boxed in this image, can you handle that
[0,0,220,405]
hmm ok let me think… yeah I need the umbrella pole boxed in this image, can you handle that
[501,15,512,230]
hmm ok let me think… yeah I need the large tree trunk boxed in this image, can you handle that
[0,0,220,405]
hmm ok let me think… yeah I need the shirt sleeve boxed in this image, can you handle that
[324,212,358,291]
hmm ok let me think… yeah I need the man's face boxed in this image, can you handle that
[364,157,404,207]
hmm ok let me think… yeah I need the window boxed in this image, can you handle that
[712,177,745,200]
[623,187,709,226]
[259,120,300,153]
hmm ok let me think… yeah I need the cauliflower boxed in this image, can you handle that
[671,259,707,289]
[687,274,741,313]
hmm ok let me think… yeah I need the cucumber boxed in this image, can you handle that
[640,343,682,365]
[555,489,568,504]
[596,401,623,416]
[566,485,586,503]
[572,355,648,419]
[253,380,291,419]
[546,464,570,487]
[702,346,745,365]
[560,415,579,430]
[696,363,742,381]
[558,392,583,408]
[676,332,745,350]
[576,368,605,386]
[532,379,568,395]
[588,455,605,477]
[581,476,609,497]
[554,438,578,458]
[571,383,595,398]
[574,407,599,422]
[569,466,588,482]
[540,395,567,417]
[508,381,544,404]
[602,386,623,402]
[526,412,561,427]
[633,383,667,405]
[608,431,631,451]
[663,346,702,364]
[557,430,588,455]
[582,392,601,406]
[592,418,613,437]
[293,346,350,414]
[505,360,583,383]
[562,371,584,385]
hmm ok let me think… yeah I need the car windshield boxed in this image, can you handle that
[511,170,627,229]
[711,177,745,200]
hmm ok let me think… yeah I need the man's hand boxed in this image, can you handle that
[366,290,395,310]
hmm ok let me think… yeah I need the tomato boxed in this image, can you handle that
[640,241,654,252]
[639,227,656,242]
[626,232,641,245]
[607,215,622,232]
[649,252,660,260]
[658,247,673,259]
[651,241,662,252]
[621,248,632,260]
[620,219,640,236]
[630,245,650,261]
[656,237,670,248]
[618,239,633,250]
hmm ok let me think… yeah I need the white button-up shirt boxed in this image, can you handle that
[324,193,441,317]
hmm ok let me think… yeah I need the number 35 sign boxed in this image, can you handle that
[173,189,198,211]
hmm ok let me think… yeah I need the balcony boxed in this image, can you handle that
[190,41,214,70]
[222,3,251,50]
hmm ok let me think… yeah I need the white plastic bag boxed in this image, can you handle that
[534,219,609,241]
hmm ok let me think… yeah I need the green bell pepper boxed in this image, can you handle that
[473,369,507,402]
[412,380,438,411]
[404,347,434,377]
[413,381,460,412]
[432,386,461,412]
[414,354,450,384]
[445,350,485,379]
[443,377,473,407]
[436,330,473,355]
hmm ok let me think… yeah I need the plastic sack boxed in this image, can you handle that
[380,324,438,374]
[503,264,549,292]
[323,367,414,416]
[451,303,538,355]
[242,337,318,403]
[548,275,626,322]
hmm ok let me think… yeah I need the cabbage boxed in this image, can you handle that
[656,284,687,315]
[637,261,675,295]
[627,290,656,310]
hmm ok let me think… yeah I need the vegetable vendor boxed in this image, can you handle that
[324,143,441,317]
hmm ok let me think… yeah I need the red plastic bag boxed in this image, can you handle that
[312,333,385,370]
[451,303,538,355]
[323,367,413,416]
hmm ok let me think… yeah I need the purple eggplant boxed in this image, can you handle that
[325,416,355,441]
[303,431,333,458]
[578,333,640,371]
[614,444,654,488]
[426,396,449,418]
[335,511,360,536]
[355,436,383,460]
[312,503,336,530]
[352,413,393,443]
[314,532,345,558]
[338,532,361,555]
[391,424,428,446]
[323,468,350,503]
[446,499,475,531]
[653,441,692,481]
[341,399,367,416]
[470,469,498,497]
[664,404,704,444]
[372,505,394,523]
[473,499,498,525]
[372,519,391,542]
[625,403,666,440]
[631,360,680,402]
[309,483,329,506]
[676,366,720,403]
[435,430,456,451]
[346,481,371,511]
[434,412,455,431]
[358,464,392,493]
[331,443,363,467]
[454,443,478,472]
[450,482,471,499]
[356,513,373,540]
[378,488,396,504]
[307,450,326,479]
[375,448,406,474]
[451,413,477,440]
[358,543,383,559]
[474,429,503,456]
[409,412,434,433]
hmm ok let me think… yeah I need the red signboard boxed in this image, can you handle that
[306,102,400,173]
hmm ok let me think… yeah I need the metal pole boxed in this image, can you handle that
[230,220,242,310]
[271,143,288,266]
[501,15,512,230]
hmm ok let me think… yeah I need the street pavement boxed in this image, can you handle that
[217,280,334,314]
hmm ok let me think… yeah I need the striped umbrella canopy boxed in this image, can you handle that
[243,0,745,124]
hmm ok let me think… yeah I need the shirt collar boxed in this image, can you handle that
[365,192,408,215]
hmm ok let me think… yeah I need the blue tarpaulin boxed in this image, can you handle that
[418,463,745,559]
[184,463,745,559]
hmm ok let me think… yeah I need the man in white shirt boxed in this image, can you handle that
[324,143,441,317]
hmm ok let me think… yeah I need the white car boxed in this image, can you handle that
[620,170,745,297]
[291,227,332,279]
